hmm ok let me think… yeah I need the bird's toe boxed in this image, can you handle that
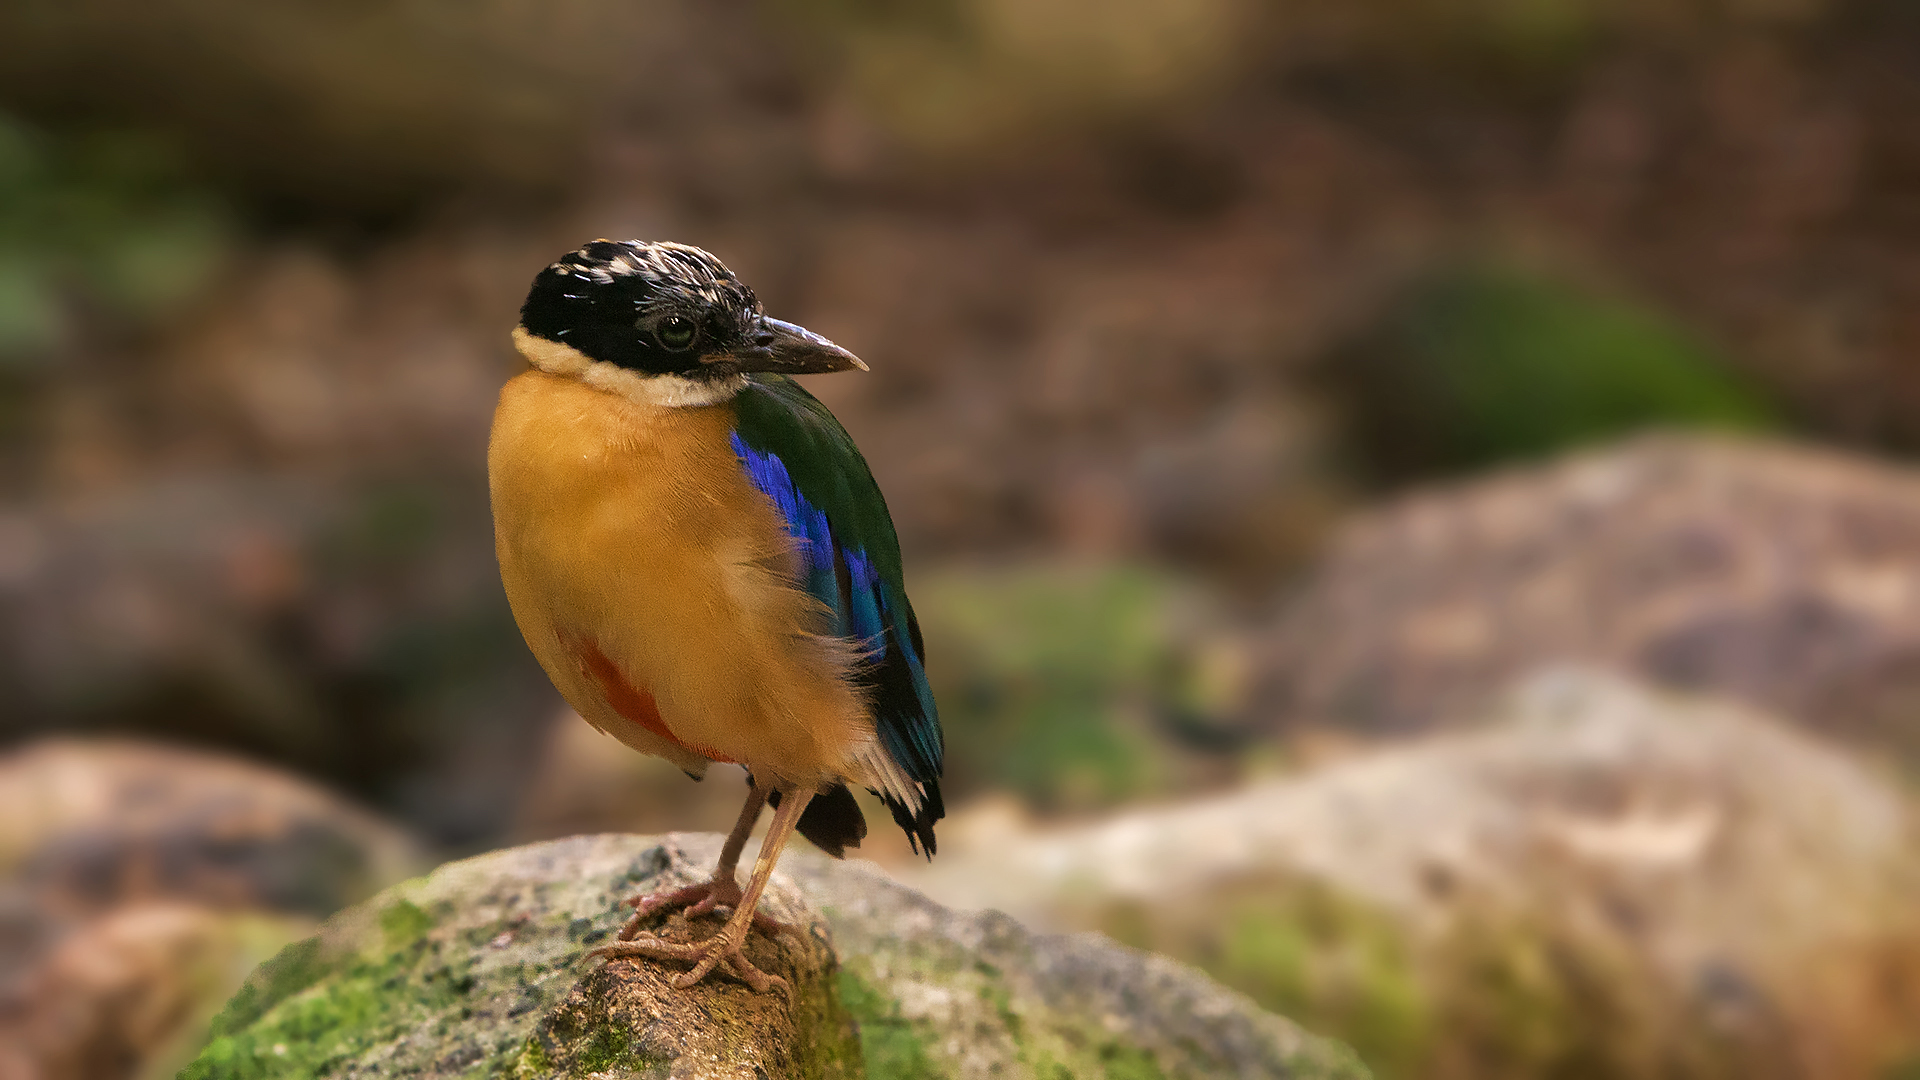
[587,934,698,964]
[620,875,797,941]
[589,926,787,994]
[667,938,787,994]
[628,879,728,916]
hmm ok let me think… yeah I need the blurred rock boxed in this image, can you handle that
[902,669,1920,1078]
[183,832,1367,1080]
[0,903,304,1080]
[0,738,423,923]
[0,463,558,844]
[0,738,426,1080]
[1258,434,1920,767]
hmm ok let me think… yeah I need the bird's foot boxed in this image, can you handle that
[588,928,789,993]
[618,876,793,942]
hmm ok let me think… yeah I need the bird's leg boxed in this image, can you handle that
[591,787,814,993]
[617,781,790,941]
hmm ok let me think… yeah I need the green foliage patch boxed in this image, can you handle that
[1329,264,1776,483]
[913,564,1235,812]
[0,112,230,363]
[838,967,942,1080]
[1097,877,1427,1080]
[182,897,508,1080]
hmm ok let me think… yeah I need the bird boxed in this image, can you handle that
[489,239,943,992]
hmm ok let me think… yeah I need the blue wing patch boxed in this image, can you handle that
[730,430,944,853]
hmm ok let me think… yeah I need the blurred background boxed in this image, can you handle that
[3,0,1920,1076]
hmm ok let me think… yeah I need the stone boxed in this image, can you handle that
[0,738,423,925]
[0,903,307,1080]
[181,833,1370,1080]
[0,738,425,1080]
[1254,434,1920,767]
[895,669,1920,1078]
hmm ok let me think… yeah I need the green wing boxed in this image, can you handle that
[729,375,944,853]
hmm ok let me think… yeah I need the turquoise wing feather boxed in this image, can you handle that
[729,374,944,854]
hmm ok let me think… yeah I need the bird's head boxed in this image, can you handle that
[512,239,865,407]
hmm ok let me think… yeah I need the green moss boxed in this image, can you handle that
[1331,263,1777,482]
[574,1026,661,1074]
[982,981,1023,1045]
[1427,910,1692,1079]
[1027,1051,1077,1080]
[515,1020,670,1079]
[787,958,868,1079]
[1099,877,1427,1080]
[916,565,1235,812]
[513,1036,554,1079]
[380,899,435,947]
[182,899,523,1080]
[832,930,1344,1080]
[191,838,1367,1080]
[1222,895,1426,1078]
[838,968,942,1080]
[1884,1054,1920,1080]
[0,111,231,363]
[204,937,334,1039]
[1099,1042,1169,1080]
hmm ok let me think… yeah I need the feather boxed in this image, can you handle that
[729,375,945,856]
[765,783,869,858]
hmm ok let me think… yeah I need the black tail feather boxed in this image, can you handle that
[768,783,868,858]
[881,779,944,859]
[755,774,942,860]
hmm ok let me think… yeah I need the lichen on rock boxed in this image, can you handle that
[180,834,1368,1079]
[180,837,847,1079]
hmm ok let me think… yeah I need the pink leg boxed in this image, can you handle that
[591,787,814,992]
[618,782,790,942]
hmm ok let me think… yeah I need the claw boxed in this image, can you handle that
[594,786,812,995]
[588,932,788,994]
[618,876,796,942]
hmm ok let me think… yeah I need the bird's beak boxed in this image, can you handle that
[708,317,868,375]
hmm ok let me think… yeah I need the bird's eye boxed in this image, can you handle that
[655,316,698,351]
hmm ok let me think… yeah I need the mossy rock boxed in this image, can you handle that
[180,836,851,1080]
[182,834,1370,1079]
[762,834,1370,1079]
[1090,875,1432,1080]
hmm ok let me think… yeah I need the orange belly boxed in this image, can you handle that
[490,369,869,788]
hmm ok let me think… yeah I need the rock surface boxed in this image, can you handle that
[0,738,423,923]
[0,738,425,1080]
[0,903,305,1080]
[182,833,1369,1080]
[1256,434,1920,765]
[899,669,1920,1078]
[916,669,1916,923]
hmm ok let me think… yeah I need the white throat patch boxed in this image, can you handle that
[511,326,748,409]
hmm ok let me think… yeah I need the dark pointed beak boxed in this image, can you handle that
[709,317,867,375]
